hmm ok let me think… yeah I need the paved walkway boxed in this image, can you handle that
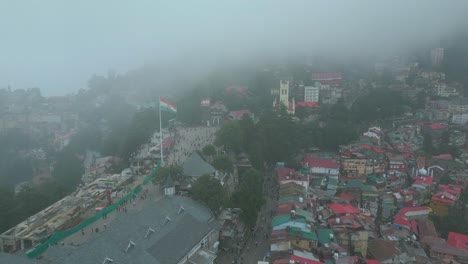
[167,126,218,165]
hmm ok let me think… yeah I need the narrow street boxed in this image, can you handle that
[218,169,277,264]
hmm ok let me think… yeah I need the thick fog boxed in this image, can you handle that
[1,0,468,95]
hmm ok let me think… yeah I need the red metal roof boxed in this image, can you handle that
[411,220,419,235]
[360,144,372,150]
[275,204,293,215]
[431,195,456,204]
[428,123,444,130]
[432,154,453,160]
[311,72,342,80]
[290,255,324,264]
[336,192,353,201]
[327,203,360,214]
[365,260,381,264]
[397,206,430,216]
[393,215,410,228]
[438,184,462,195]
[373,147,384,153]
[304,155,339,169]
[448,232,468,250]
[297,101,320,108]
[276,167,295,178]
[273,259,290,264]
[224,85,247,95]
[229,109,251,120]
[413,176,433,185]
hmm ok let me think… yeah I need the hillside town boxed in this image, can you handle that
[2,44,468,264]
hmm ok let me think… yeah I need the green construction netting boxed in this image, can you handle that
[26,161,160,258]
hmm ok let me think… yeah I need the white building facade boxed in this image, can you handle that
[452,114,468,125]
[304,86,320,103]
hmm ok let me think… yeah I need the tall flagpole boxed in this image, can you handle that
[159,96,164,166]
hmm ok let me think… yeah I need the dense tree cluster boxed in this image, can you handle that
[442,33,468,94]
[212,155,234,173]
[0,129,36,188]
[189,175,226,216]
[152,165,183,184]
[350,90,410,123]
[229,168,264,227]
[431,186,468,238]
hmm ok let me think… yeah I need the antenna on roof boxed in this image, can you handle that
[162,216,171,225]
[145,227,155,239]
[125,240,136,252]
[178,206,185,215]
[102,257,113,264]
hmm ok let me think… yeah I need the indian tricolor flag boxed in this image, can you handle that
[159,97,177,113]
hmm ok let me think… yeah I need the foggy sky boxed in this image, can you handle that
[1,0,468,96]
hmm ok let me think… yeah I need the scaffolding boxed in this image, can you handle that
[25,161,161,258]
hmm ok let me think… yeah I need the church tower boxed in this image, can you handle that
[279,80,289,107]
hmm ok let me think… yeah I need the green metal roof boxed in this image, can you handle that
[271,215,305,227]
[295,208,314,219]
[338,179,377,192]
[366,174,385,184]
[328,178,338,185]
[316,228,335,244]
[278,195,302,204]
[286,226,317,241]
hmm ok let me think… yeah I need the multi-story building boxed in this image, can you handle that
[304,155,339,177]
[387,154,407,173]
[430,48,444,66]
[448,99,468,114]
[452,113,468,125]
[434,83,458,98]
[304,86,319,103]
[311,72,342,87]
[341,158,367,177]
[320,86,343,105]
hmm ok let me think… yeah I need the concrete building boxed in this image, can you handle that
[341,158,367,177]
[311,72,342,87]
[452,113,468,125]
[164,176,175,196]
[448,99,468,113]
[434,83,458,98]
[304,85,319,103]
[303,155,339,177]
[320,85,343,105]
[430,48,444,67]
[37,196,219,264]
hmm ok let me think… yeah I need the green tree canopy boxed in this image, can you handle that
[153,165,183,184]
[189,175,226,215]
[423,132,433,155]
[350,90,408,122]
[202,144,217,157]
[213,155,234,173]
[214,121,242,153]
[52,147,84,190]
[229,168,264,227]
